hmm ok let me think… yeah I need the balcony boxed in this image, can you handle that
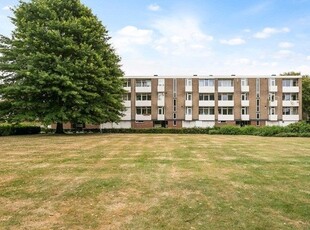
[185,100,192,107]
[269,86,278,92]
[121,110,131,120]
[241,86,249,92]
[282,115,299,121]
[135,114,151,121]
[218,101,234,107]
[269,115,278,121]
[157,114,165,121]
[199,101,215,107]
[157,85,165,92]
[282,101,299,107]
[185,86,192,92]
[282,86,299,93]
[123,101,131,107]
[218,115,234,121]
[199,86,215,93]
[241,115,250,121]
[136,86,151,93]
[218,86,234,93]
[135,101,151,107]
[199,115,215,120]
[157,100,165,107]
[124,86,131,92]
[185,115,192,121]
[269,100,278,107]
[241,100,249,107]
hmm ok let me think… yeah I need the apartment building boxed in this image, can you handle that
[101,75,302,129]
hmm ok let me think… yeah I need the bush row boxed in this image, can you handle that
[100,127,214,134]
[0,125,41,136]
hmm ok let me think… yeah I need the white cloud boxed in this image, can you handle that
[243,29,251,33]
[274,49,293,58]
[278,42,294,48]
[307,56,310,61]
[151,16,213,56]
[220,38,246,46]
[148,4,160,11]
[112,26,153,52]
[2,5,12,11]
[254,27,290,39]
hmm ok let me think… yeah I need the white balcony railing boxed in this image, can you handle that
[135,114,152,121]
[157,114,165,121]
[241,100,249,107]
[218,86,234,93]
[218,101,234,107]
[269,100,278,107]
[282,86,299,93]
[157,86,165,92]
[123,101,131,107]
[218,115,234,121]
[185,115,192,120]
[199,101,215,107]
[282,101,299,107]
[269,115,278,121]
[185,86,192,92]
[269,86,278,92]
[241,115,250,120]
[157,100,165,107]
[185,100,192,107]
[124,86,131,92]
[136,87,151,93]
[282,115,299,121]
[199,86,215,93]
[241,86,249,92]
[199,115,215,120]
[135,101,151,107]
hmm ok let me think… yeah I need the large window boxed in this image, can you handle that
[158,107,165,115]
[218,107,233,115]
[199,107,215,115]
[136,93,151,101]
[136,107,151,115]
[186,107,192,115]
[218,79,233,87]
[199,79,214,87]
[283,79,298,87]
[241,78,249,86]
[199,93,214,101]
[283,107,298,115]
[136,79,151,87]
[241,107,249,115]
[241,93,249,101]
[218,93,233,101]
[186,93,192,101]
[123,93,131,101]
[283,93,298,101]
[124,79,131,87]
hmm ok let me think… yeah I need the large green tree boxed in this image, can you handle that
[0,0,125,133]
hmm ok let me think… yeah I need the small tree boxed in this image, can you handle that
[0,0,125,133]
[302,76,310,120]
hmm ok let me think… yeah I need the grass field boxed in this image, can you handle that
[0,134,309,230]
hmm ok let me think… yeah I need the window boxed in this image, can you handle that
[269,78,276,87]
[124,79,131,87]
[256,78,260,97]
[186,93,192,101]
[218,79,233,87]
[199,93,214,101]
[269,93,276,102]
[241,107,249,115]
[241,93,249,101]
[173,113,177,119]
[199,79,214,87]
[218,107,233,115]
[199,107,215,115]
[269,107,276,115]
[158,107,165,115]
[185,78,192,86]
[158,93,165,101]
[173,120,177,126]
[136,79,151,87]
[218,93,233,101]
[158,79,165,86]
[256,113,260,119]
[241,78,248,86]
[282,93,298,101]
[123,93,131,101]
[173,99,177,112]
[136,107,151,115]
[283,79,298,87]
[186,107,192,115]
[283,107,298,115]
[136,93,151,101]
[173,78,177,98]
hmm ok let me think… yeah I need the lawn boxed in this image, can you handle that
[0,134,309,229]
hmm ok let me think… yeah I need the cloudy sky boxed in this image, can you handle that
[1,0,310,75]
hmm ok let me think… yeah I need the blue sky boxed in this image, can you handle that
[1,0,310,75]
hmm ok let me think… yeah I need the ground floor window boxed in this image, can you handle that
[282,107,298,115]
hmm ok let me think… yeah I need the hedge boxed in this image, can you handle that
[100,127,213,134]
[0,125,41,136]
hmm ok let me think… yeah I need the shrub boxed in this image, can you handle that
[240,126,258,135]
[0,124,41,136]
[287,121,310,133]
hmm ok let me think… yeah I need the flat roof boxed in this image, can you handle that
[125,75,302,79]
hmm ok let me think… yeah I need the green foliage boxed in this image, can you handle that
[302,76,310,119]
[100,128,213,134]
[286,121,310,133]
[0,124,41,136]
[0,0,125,128]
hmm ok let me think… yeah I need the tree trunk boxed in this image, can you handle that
[55,122,65,134]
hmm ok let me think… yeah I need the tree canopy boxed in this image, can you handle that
[0,0,125,133]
